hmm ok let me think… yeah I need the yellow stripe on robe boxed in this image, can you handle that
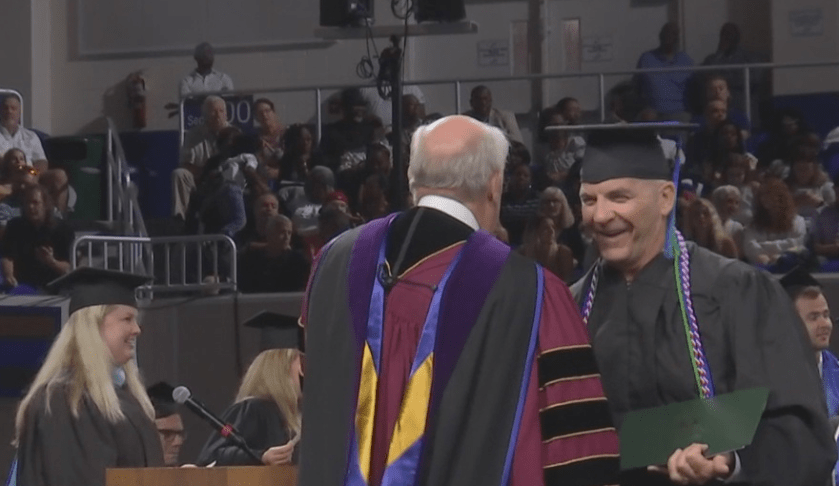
[356,343,378,482]
[387,354,434,465]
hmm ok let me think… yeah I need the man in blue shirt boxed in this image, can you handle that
[635,22,694,121]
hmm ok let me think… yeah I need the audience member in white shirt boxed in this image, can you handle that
[179,42,235,98]
[0,97,46,169]
[172,96,231,218]
[0,96,72,214]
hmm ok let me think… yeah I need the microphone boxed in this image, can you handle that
[171,385,263,463]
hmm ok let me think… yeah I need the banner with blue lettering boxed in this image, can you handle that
[183,94,255,133]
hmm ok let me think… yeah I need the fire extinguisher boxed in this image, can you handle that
[127,71,147,129]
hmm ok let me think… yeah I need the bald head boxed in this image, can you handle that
[408,115,509,230]
[418,115,485,161]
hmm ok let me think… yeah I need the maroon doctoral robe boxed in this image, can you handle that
[299,208,620,486]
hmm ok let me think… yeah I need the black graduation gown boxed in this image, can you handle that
[195,398,296,466]
[571,243,837,486]
[16,384,164,486]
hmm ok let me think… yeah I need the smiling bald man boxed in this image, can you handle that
[298,115,620,486]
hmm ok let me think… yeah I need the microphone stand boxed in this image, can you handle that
[226,432,264,464]
[181,397,264,464]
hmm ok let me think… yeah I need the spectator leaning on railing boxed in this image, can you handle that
[634,21,694,122]
[179,42,234,98]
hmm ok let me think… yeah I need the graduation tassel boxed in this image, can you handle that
[663,137,683,260]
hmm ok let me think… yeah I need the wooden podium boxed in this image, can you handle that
[106,465,297,486]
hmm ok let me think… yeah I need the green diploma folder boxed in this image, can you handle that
[619,387,769,470]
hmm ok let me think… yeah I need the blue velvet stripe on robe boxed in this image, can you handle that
[823,350,839,418]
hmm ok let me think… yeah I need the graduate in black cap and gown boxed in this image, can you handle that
[147,382,187,466]
[568,126,836,485]
[12,268,163,486]
[779,268,839,421]
[195,311,303,467]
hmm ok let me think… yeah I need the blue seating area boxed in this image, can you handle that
[118,130,180,219]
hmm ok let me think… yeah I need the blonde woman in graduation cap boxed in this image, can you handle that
[11,267,163,486]
[196,311,303,467]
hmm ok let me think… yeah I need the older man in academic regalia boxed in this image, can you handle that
[570,127,836,485]
[298,115,620,486]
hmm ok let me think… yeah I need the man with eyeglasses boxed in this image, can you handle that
[147,382,187,467]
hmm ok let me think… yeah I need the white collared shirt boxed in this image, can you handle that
[180,124,226,168]
[417,195,479,231]
[179,69,234,97]
[0,125,46,164]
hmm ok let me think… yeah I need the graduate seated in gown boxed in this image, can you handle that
[780,268,839,486]
[196,312,303,467]
[12,268,164,486]
[780,268,839,419]
[147,382,187,467]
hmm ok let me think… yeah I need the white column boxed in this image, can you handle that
[31,0,52,133]
[0,0,33,126]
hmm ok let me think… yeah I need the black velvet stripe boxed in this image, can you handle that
[540,399,613,440]
[544,455,620,486]
[537,346,600,388]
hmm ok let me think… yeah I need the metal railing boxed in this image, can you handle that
[105,117,147,237]
[178,60,839,145]
[72,234,238,294]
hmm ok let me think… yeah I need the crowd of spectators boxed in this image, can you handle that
[1,22,838,292]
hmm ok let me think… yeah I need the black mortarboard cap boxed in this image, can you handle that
[546,123,697,184]
[244,311,304,352]
[146,382,178,418]
[581,127,671,184]
[779,266,821,298]
[46,267,152,314]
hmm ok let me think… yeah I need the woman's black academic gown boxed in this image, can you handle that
[195,398,297,466]
[17,384,164,486]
